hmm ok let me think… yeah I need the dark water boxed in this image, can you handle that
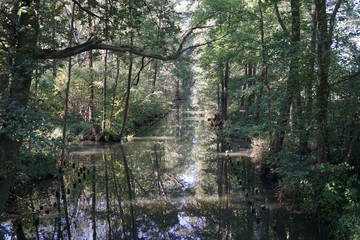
[1,100,327,239]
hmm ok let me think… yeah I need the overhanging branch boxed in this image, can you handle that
[34,23,221,61]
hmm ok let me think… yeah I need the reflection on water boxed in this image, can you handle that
[1,103,326,239]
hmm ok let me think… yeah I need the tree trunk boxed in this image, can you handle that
[102,50,108,133]
[0,0,38,214]
[247,64,255,111]
[300,3,316,155]
[271,0,301,154]
[259,0,272,142]
[60,2,76,171]
[86,0,95,123]
[315,0,330,163]
[221,61,229,121]
[119,34,134,141]
[110,56,120,126]
[152,61,158,92]
[346,113,359,164]
[119,145,137,238]
[88,50,94,122]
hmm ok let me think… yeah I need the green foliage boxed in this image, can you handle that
[226,119,267,138]
[19,148,58,181]
[336,205,360,240]
[67,121,93,142]
[0,99,27,141]
[128,90,170,130]
[273,156,360,237]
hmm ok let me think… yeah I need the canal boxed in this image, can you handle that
[0,92,326,239]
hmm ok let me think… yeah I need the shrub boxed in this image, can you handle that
[273,154,360,238]
[19,151,58,181]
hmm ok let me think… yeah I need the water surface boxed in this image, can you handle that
[1,102,326,239]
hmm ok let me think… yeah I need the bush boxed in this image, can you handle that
[68,121,92,136]
[273,155,360,238]
[19,150,58,181]
[334,178,360,240]
[336,206,360,240]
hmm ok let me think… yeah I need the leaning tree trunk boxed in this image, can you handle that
[119,33,134,141]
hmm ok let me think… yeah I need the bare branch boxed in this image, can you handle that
[329,72,360,88]
[72,0,104,21]
[274,3,287,32]
[329,0,342,39]
[180,32,230,53]
[134,57,153,86]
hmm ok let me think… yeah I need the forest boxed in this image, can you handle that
[0,0,359,239]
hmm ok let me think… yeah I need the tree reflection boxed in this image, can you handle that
[119,144,137,239]
[0,104,326,239]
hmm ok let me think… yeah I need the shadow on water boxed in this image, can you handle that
[1,101,328,239]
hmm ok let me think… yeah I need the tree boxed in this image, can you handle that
[270,0,301,154]
[315,0,341,163]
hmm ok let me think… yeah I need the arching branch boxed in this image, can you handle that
[34,23,228,61]
[34,12,223,61]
